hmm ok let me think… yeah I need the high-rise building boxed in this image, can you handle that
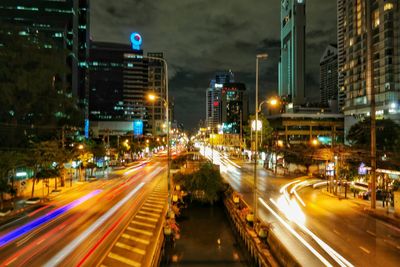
[221,83,249,134]
[206,71,235,129]
[338,0,400,134]
[0,0,90,107]
[278,0,306,106]
[88,41,149,137]
[337,0,346,110]
[320,44,339,109]
[147,52,166,136]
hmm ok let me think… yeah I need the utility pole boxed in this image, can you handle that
[366,0,376,209]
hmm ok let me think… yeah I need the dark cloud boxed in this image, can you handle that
[91,0,337,130]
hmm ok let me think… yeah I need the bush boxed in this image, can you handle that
[173,163,224,204]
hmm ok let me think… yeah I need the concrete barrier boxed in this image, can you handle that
[224,187,300,267]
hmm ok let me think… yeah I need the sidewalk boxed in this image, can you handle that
[320,188,400,228]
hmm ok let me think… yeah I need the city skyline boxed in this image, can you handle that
[91,0,337,129]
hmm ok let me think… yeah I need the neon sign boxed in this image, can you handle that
[130,32,142,50]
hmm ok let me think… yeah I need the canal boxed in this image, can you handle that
[161,201,252,266]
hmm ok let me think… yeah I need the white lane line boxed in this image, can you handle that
[107,252,141,267]
[259,198,333,267]
[359,246,370,254]
[126,227,153,236]
[141,206,163,213]
[270,199,354,267]
[131,220,156,228]
[115,242,146,255]
[333,230,341,236]
[43,182,146,267]
[138,210,160,217]
[366,230,376,237]
[143,203,164,209]
[135,215,158,222]
[121,233,150,245]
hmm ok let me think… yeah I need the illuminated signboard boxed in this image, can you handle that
[84,119,89,139]
[133,120,143,136]
[130,32,142,50]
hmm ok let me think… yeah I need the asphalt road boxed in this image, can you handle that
[0,160,166,267]
[297,185,400,267]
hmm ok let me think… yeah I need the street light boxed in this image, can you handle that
[145,56,172,214]
[254,53,268,221]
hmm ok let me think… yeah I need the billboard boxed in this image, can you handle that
[133,120,143,136]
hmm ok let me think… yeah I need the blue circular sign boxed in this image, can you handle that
[130,32,142,50]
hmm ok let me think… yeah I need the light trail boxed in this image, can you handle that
[0,190,101,248]
[259,198,333,267]
[274,179,354,267]
[43,182,145,267]
[290,181,308,207]
[270,199,354,267]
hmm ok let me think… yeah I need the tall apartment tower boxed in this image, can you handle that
[0,0,90,109]
[278,0,306,106]
[147,52,166,136]
[206,71,235,129]
[338,0,400,134]
[320,44,339,109]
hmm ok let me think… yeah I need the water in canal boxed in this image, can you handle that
[161,201,251,266]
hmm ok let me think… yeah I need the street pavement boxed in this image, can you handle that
[201,146,400,267]
[0,159,168,267]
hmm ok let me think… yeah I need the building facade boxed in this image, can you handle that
[88,41,149,136]
[337,0,400,135]
[147,52,166,136]
[0,0,90,107]
[221,83,249,134]
[278,0,306,106]
[320,44,339,109]
[205,71,235,129]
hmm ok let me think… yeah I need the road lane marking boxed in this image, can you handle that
[333,230,341,236]
[366,230,376,237]
[145,200,165,205]
[141,206,162,213]
[359,246,370,254]
[143,203,164,209]
[121,233,150,245]
[107,252,141,267]
[131,220,156,228]
[138,210,160,217]
[126,227,153,236]
[43,183,145,267]
[135,215,158,222]
[115,242,146,255]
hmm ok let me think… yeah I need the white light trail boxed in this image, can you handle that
[43,182,145,267]
[259,198,333,267]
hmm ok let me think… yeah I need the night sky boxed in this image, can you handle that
[91,0,337,130]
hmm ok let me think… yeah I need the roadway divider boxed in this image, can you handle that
[224,185,300,267]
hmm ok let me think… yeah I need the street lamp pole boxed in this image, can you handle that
[254,53,268,220]
[146,56,171,213]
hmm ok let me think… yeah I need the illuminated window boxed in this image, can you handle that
[384,3,394,11]
[373,10,380,28]
[349,38,354,46]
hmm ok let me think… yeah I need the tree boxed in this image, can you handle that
[283,144,318,174]
[175,163,225,204]
[0,151,25,207]
[347,118,400,169]
[0,24,83,149]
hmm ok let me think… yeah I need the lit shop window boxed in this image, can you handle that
[384,3,394,11]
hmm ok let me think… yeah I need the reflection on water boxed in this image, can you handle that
[162,201,250,266]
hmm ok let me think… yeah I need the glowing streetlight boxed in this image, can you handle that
[78,144,84,150]
[148,93,157,101]
[311,138,319,146]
